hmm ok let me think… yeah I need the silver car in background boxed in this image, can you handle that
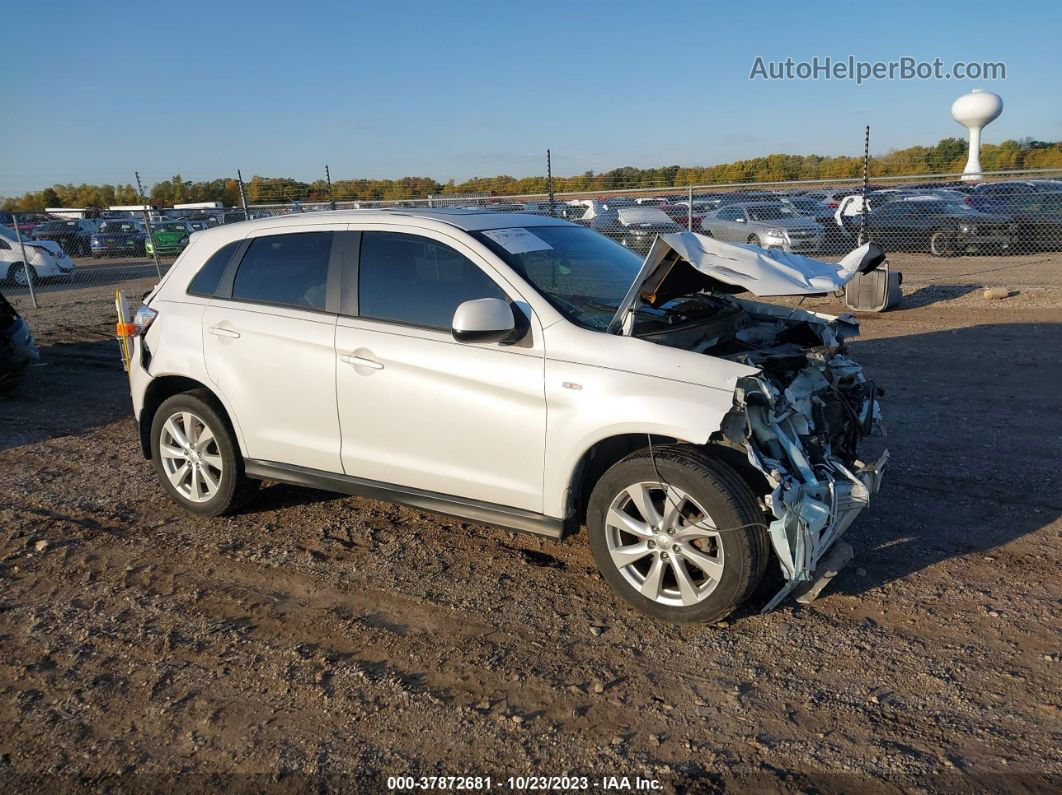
[700,202,824,253]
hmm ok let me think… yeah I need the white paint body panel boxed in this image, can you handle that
[336,221,547,512]
[202,301,340,472]
[539,321,756,517]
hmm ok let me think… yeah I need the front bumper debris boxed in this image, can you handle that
[721,341,888,612]
[760,449,888,611]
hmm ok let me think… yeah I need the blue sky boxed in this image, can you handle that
[2,0,1060,193]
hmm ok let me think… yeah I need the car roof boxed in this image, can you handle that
[180,208,577,251]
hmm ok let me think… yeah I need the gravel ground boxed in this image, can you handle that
[1,251,1060,792]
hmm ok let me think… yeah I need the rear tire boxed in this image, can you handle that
[150,390,259,516]
[587,445,768,624]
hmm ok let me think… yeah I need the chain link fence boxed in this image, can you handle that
[2,167,1061,341]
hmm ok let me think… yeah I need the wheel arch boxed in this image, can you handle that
[563,433,770,534]
[139,375,244,459]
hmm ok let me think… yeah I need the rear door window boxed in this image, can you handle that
[231,232,333,310]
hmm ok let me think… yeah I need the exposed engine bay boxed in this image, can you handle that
[631,285,888,610]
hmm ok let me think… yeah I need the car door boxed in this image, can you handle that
[710,207,740,241]
[729,207,752,242]
[201,225,348,473]
[334,226,547,513]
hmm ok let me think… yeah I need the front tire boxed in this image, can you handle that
[587,446,768,624]
[7,263,34,287]
[929,229,957,257]
[150,391,258,516]
[746,234,761,247]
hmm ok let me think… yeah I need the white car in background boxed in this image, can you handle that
[1,225,75,286]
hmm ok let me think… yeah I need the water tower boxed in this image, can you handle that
[951,89,1003,181]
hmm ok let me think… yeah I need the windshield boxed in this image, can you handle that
[746,205,798,221]
[36,221,76,231]
[473,226,644,330]
[98,221,138,233]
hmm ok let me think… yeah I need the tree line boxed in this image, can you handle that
[3,138,1060,212]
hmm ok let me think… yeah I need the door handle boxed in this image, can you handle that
[209,325,240,339]
[340,353,383,370]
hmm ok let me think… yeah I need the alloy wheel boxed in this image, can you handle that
[11,264,30,287]
[159,411,224,502]
[604,482,725,607]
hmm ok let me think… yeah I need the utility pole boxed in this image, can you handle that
[11,214,38,308]
[237,169,250,220]
[860,126,870,245]
[135,171,162,279]
[325,165,336,210]
[546,149,555,217]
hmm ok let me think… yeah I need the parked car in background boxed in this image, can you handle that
[0,289,38,394]
[700,202,823,253]
[566,198,637,225]
[0,225,76,285]
[971,180,1062,214]
[12,213,50,236]
[91,220,147,257]
[590,206,684,253]
[801,188,861,209]
[658,198,724,231]
[716,190,774,206]
[864,199,1014,256]
[31,219,97,256]
[145,220,194,257]
[923,188,973,205]
[782,196,853,253]
[1003,192,1062,252]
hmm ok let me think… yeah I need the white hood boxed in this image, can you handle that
[607,232,884,333]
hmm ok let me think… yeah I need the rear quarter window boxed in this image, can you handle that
[188,240,241,297]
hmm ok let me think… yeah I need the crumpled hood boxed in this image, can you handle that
[25,239,64,259]
[608,232,884,333]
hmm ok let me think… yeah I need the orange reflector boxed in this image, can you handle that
[116,322,137,337]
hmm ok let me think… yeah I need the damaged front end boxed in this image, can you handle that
[716,301,888,610]
[612,232,891,610]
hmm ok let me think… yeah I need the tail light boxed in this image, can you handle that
[116,305,157,338]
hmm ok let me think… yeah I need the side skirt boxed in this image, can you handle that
[243,459,569,540]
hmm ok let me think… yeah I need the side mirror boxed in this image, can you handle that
[452,298,517,344]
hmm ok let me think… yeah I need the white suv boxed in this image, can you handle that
[123,209,888,623]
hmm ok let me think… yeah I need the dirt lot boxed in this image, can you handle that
[1,251,1060,792]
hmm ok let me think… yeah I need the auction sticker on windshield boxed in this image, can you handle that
[480,228,553,255]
